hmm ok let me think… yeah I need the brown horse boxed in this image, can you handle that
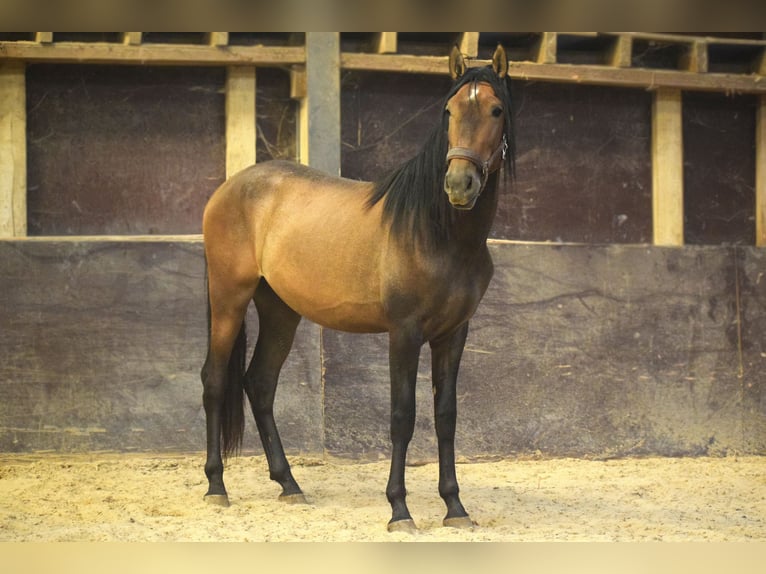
[200,44,514,532]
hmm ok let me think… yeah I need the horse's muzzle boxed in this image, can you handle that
[444,164,481,210]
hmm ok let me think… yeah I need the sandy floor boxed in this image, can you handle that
[0,453,764,542]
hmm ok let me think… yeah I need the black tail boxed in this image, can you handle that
[222,322,247,459]
[204,258,247,460]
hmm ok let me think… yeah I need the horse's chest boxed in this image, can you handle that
[388,256,493,338]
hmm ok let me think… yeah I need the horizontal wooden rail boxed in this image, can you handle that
[1,32,763,95]
[0,42,305,67]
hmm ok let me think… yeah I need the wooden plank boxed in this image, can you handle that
[535,32,557,64]
[299,33,340,174]
[341,52,448,75]
[374,32,397,54]
[225,66,256,177]
[0,42,305,67]
[290,66,306,99]
[506,60,766,94]
[681,40,708,73]
[757,95,766,246]
[652,88,684,246]
[459,32,480,58]
[3,39,762,93]
[207,32,229,47]
[0,61,26,238]
[608,35,632,68]
[122,32,142,46]
[615,31,766,48]
[340,53,766,93]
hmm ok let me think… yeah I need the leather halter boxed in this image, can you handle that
[446,133,508,189]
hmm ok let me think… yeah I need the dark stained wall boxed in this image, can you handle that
[683,92,757,245]
[0,240,763,458]
[26,65,226,235]
[26,65,296,236]
[25,65,756,245]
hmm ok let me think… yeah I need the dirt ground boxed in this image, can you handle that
[0,453,764,542]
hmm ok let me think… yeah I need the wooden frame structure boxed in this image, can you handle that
[2,31,766,245]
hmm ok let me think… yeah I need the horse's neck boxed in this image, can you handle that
[450,173,499,251]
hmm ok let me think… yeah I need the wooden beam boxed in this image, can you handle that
[608,35,632,68]
[208,33,229,47]
[756,47,766,75]
[0,42,305,67]
[374,33,397,54]
[340,53,766,94]
[652,88,684,246]
[680,40,708,73]
[0,62,27,237]
[123,32,142,46]
[459,33,480,58]
[290,66,307,99]
[534,32,557,64]
[757,95,766,246]
[341,53,448,75]
[225,67,256,177]
[299,33,340,175]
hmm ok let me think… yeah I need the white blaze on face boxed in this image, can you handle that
[468,81,478,104]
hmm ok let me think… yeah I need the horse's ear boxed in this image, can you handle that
[492,44,508,78]
[449,44,466,80]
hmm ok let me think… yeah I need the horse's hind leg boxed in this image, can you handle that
[201,267,256,507]
[244,280,305,502]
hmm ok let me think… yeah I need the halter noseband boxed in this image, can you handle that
[445,134,508,188]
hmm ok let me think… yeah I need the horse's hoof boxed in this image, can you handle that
[443,515,475,529]
[387,518,418,534]
[279,492,308,505]
[204,494,230,507]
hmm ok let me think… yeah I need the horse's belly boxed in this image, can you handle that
[272,285,388,333]
[262,257,388,333]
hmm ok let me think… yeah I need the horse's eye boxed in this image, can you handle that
[491,107,503,118]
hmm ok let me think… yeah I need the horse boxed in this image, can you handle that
[200,44,515,533]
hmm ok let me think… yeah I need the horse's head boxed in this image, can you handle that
[443,44,510,210]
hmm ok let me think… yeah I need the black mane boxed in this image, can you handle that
[367,65,515,246]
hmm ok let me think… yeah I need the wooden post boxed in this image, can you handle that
[225,67,256,177]
[535,32,557,64]
[652,88,685,246]
[123,32,142,46]
[681,40,708,73]
[374,33,397,54]
[459,33,480,58]
[0,62,27,237]
[298,33,340,175]
[208,33,229,47]
[609,35,632,68]
[756,95,766,246]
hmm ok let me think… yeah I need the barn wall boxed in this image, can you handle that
[4,33,766,460]
[1,240,763,458]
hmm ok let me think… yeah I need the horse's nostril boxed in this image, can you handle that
[446,170,473,193]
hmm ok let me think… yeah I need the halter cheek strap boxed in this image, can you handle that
[446,134,508,188]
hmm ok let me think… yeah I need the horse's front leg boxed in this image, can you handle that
[430,322,473,528]
[385,327,422,533]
